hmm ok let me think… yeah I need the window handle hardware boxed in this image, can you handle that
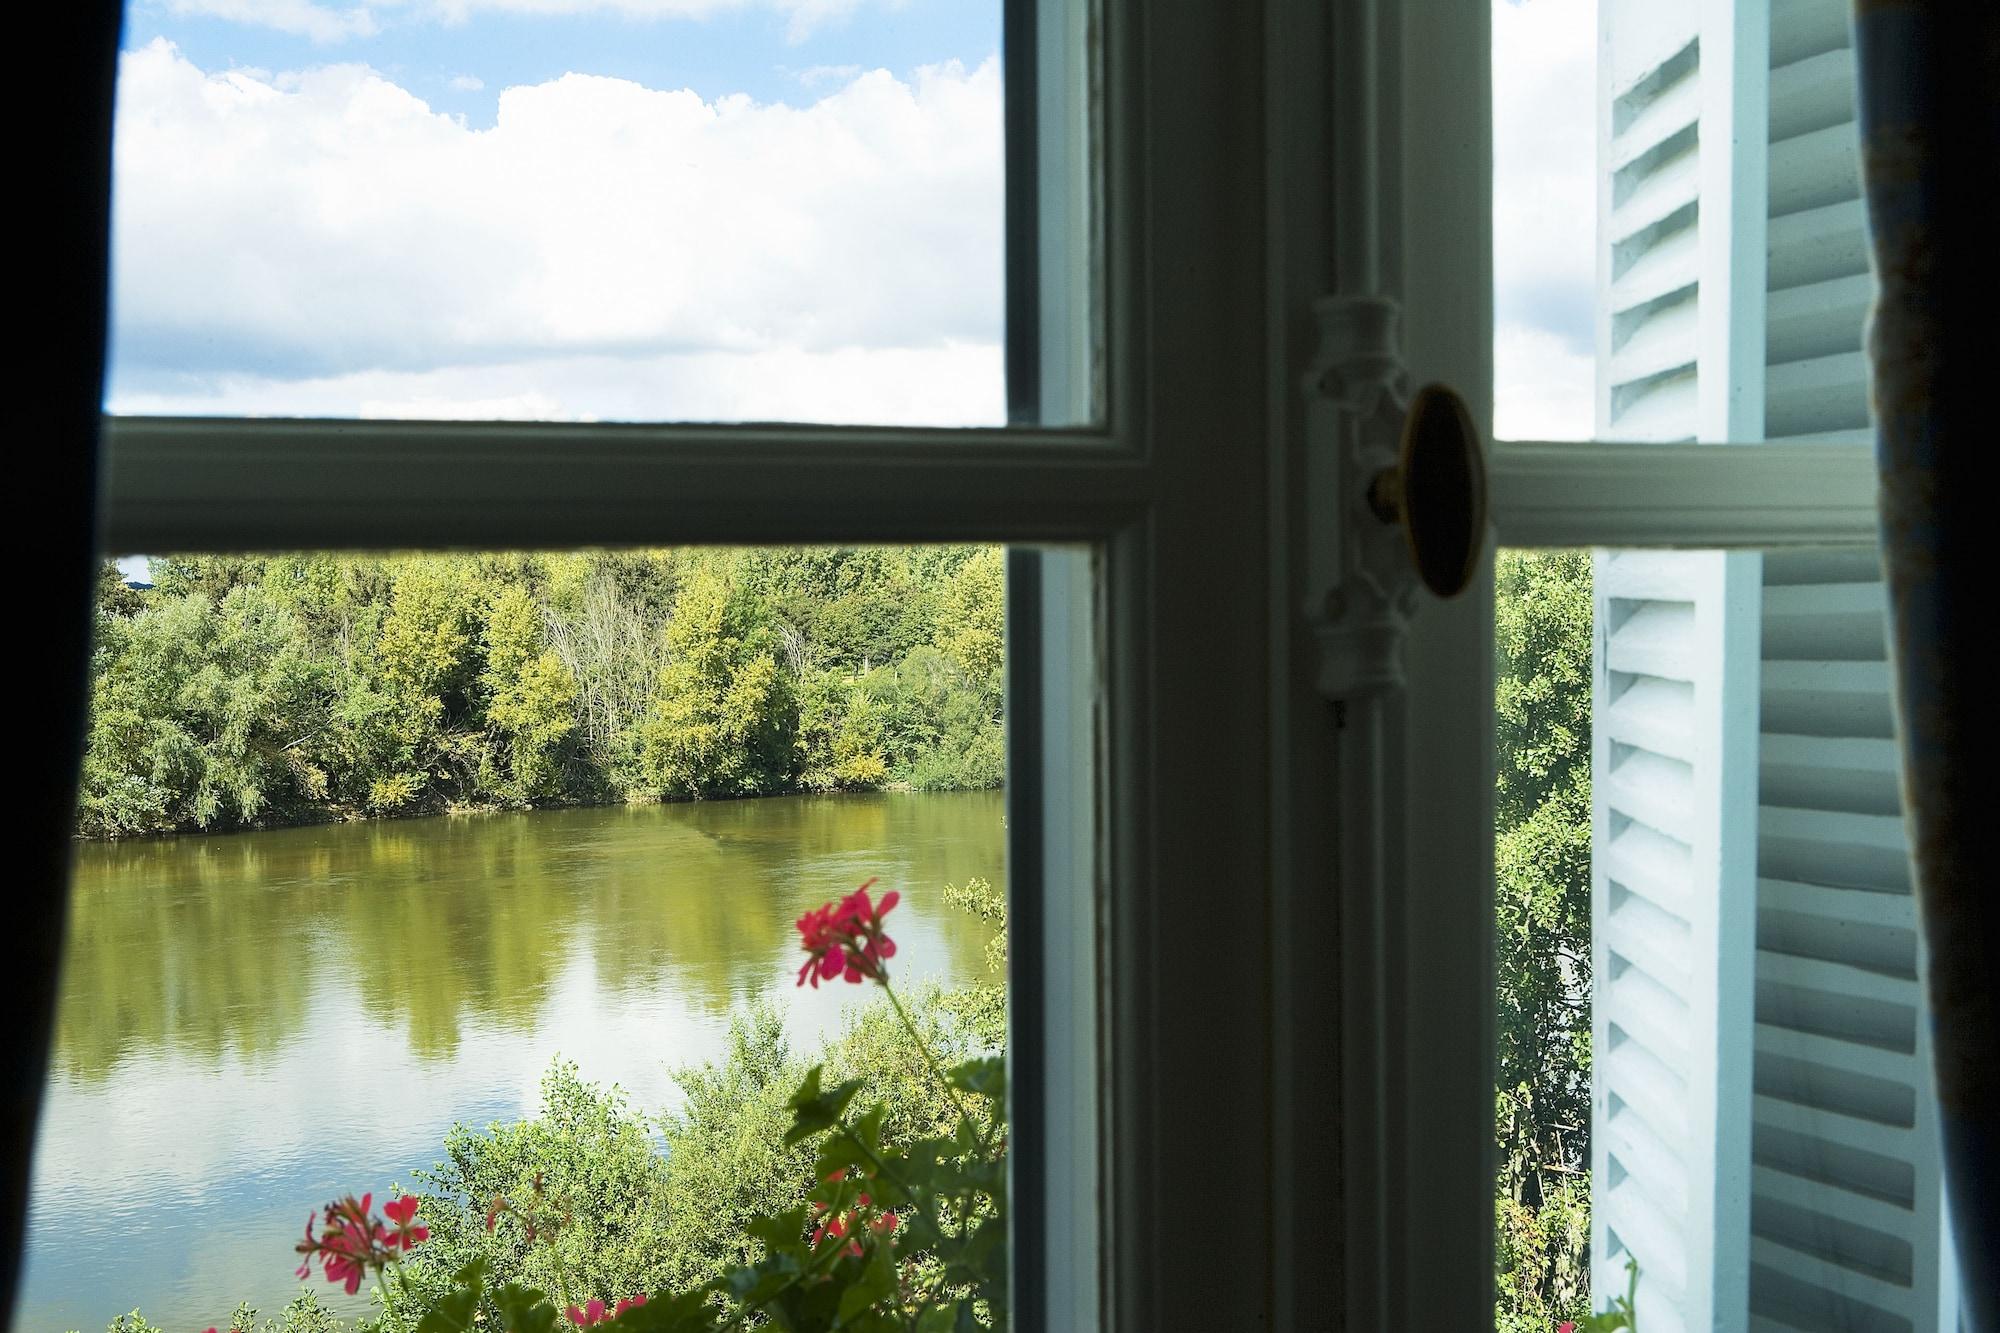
[1305,294,1489,699]
[1365,383,1488,599]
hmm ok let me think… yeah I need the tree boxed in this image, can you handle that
[77,546,1009,836]
[367,558,484,810]
[77,586,332,837]
[480,584,578,803]
[635,559,793,799]
[1492,548,1594,1330]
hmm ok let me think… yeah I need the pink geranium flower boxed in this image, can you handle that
[294,1191,427,1295]
[794,879,901,988]
[382,1194,429,1249]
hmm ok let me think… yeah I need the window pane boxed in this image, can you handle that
[26,548,1013,1332]
[106,2,1048,427]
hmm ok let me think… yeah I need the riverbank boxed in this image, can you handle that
[74,776,1005,843]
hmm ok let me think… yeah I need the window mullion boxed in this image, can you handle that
[101,415,1146,553]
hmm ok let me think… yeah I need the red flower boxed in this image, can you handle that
[382,1194,430,1249]
[566,1296,642,1327]
[793,879,900,988]
[295,1192,424,1295]
[1558,1323,1576,1333]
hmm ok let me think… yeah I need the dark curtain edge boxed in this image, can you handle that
[5,4,122,1323]
[1852,3,2000,1329]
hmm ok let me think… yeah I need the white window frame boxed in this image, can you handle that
[99,1,1293,1327]
[96,0,1887,1327]
[1304,5,1880,1333]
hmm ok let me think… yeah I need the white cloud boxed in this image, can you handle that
[447,73,485,91]
[1492,0,1596,353]
[106,346,1005,425]
[164,0,379,42]
[792,62,864,88]
[156,0,901,44]
[109,41,1005,424]
[1495,321,1595,440]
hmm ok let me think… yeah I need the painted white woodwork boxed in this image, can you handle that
[93,1,1335,1326]
[1304,4,1497,1328]
[1488,439,1874,549]
[1589,5,1767,1330]
[1591,544,1761,1333]
[1746,3,1959,1325]
[1588,1,1960,1328]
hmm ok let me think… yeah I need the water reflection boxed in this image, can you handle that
[23,791,1003,1333]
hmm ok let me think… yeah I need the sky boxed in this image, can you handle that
[105,0,1595,450]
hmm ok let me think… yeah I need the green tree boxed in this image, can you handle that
[1492,548,1594,1330]
[635,560,793,799]
[77,546,1008,837]
[367,558,485,810]
[78,586,331,836]
[480,584,578,802]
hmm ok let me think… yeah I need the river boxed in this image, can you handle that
[17,791,1005,1333]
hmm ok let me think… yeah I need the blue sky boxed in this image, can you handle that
[121,0,1000,123]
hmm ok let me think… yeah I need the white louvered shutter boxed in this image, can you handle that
[1591,4,1766,1329]
[1746,3,1959,1328]
[1593,2,1961,1330]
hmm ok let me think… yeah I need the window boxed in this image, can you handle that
[76,1,1296,1329]
[46,0,1933,1327]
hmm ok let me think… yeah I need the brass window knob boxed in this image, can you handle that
[1366,383,1488,598]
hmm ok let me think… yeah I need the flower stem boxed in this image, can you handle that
[377,1260,407,1333]
[877,980,989,1151]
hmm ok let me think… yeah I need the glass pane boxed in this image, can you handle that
[24,548,1014,1332]
[1493,545,1961,1333]
[105,1,1079,427]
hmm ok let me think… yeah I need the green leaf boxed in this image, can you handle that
[745,1205,812,1255]
[491,1281,560,1333]
[413,1287,482,1333]
[411,1259,489,1332]
[786,1065,866,1145]
[946,1057,1004,1100]
[605,1288,722,1332]
[832,1248,899,1325]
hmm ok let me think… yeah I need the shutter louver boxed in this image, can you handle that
[1591,6,1763,1327]
[1746,3,1959,1327]
[1592,1,1960,1327]
[1593,550,1760,1333]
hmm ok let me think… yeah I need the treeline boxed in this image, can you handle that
[81,547,1004,839]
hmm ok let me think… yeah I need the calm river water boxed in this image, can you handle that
[18,791,1004,1333]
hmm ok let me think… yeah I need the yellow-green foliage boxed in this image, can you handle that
[78,547,1006,837]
